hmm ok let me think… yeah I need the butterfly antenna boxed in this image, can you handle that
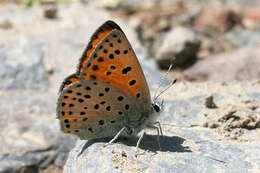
[153,63,174,101]
[154,79,177,101]
[153,63,173,99]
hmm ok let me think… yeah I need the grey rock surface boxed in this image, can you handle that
[0,90,76,173]
[0,39,49,90]
[225,27,260,47]
[185,46,260,81]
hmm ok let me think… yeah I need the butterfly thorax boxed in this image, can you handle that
[122,102,161,137]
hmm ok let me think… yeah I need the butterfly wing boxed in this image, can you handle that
[57,80,140,139]
[80,25,152,109]
[77,21,122,74]
[59,21,122,92]
[59,74,79,92]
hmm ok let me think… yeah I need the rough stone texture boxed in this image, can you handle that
[195,4,241,32]
[196,31,237,58]
[225,27,260,46]
[0,90,76,173]
[153,27,201,69]
[0,39,49,90]
[203,99,259,139]
[185,46,260,81]
[64,81,260,173]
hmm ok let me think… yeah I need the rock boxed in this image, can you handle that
[40,0,58,19]
[205,95,218,109]
[153,27,201,69]
[0,39,49,90]
[185,46,260,81]
[43,5,58,19]
[0,90,77,172]
[0,19,12,30]
[225,26,260,47]
[196,4,242,32]
[243,8,260,30]
[64,81,260,172]
[196,31,237,58]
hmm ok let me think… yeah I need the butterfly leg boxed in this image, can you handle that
[136,130,145,151]
[154,121,163,136]
[134,130,146,157]
[104,127,126,147]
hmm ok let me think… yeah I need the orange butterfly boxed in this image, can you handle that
[56,20,164,149]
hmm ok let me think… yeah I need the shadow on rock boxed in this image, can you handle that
[120,134,192,153]
[78,134,191,157]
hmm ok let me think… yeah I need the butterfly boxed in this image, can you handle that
[56,20,165,150]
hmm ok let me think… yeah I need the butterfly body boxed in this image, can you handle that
[57,20,162,142]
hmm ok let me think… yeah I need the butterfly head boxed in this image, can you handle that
[152,99,164,114]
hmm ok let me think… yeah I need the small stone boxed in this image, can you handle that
[0,19,13,30]
[43,6,58,19]
[153,27,201,69]
[205,96,218,109]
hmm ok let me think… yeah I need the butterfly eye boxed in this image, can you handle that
[152,104,160,113]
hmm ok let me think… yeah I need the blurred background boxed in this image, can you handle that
[0,0,259,172]
[1,0,260,83]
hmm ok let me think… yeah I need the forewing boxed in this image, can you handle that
[80,29,151,108]
[77,21,122,74]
